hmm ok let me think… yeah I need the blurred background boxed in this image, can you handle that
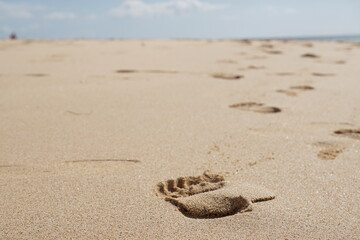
[1,0,359,40]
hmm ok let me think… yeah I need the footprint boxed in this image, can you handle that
[290,85,314,91]
[167,187,253,218]
[248,65,266,70]
[229,102,281,113]
[301,53,319,58]
[334,60,346,64]
[275,72,296,76]
[314,142,344,160]
[302,43,313,48]
[156,172,275,218]
[211,73,243,80]
[116,69,138,73]
[217,59,237,64]
[115,69,177,74]
[277,85,314,97]
[264,50,282,55]
[234,39,252,45]
[317,147,344,160]
[155,171,225,198]
[25,73,48,77]
[260,44,274,49]
[312,72,335,77]
[248,55,267,60]
[334,129,360,140]
[65,110,93,116]
[238,65,266,70]
[276,89,297,97]
[145,70,178,74]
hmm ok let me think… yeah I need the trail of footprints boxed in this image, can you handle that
[276,85,315,97]
[223,49,355,163]
[155,171,275,218]
[147,45,355,217]
[314,128,360,161]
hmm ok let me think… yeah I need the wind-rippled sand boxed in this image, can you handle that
[1,39,360,239]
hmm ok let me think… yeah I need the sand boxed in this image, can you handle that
[0,39,360,239]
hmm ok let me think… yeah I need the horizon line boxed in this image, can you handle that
[1,33,360,41]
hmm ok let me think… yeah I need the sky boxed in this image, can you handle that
[0,0,359,39]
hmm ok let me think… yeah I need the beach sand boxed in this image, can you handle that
[0,39,359,239]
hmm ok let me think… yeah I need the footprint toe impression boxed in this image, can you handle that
[155,171,275,218]
[155,170,225,198]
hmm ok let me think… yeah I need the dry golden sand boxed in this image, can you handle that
[1,39,360,239]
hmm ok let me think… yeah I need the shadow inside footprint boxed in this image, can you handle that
[248,65,266,70]
[264,50,282,55]
[145,70,178,74]
[217,59,238,64]
[312,72,335,77]
[301,53,319,58]
[334,129,360,140]
[116,69,177,74]
[212,73,243,80]
[290,85,314,90]
[229,102,281,113]
[166,187,253,218]
[238,65,266,71]
[155,171,275,219]
[116,69,138,73]
[25,73,49,77]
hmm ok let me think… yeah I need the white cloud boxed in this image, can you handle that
[0,0,44,19]
[45,12,77,20]
[109,0,223,17]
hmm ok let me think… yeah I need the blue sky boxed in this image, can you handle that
[0,0,359,39]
